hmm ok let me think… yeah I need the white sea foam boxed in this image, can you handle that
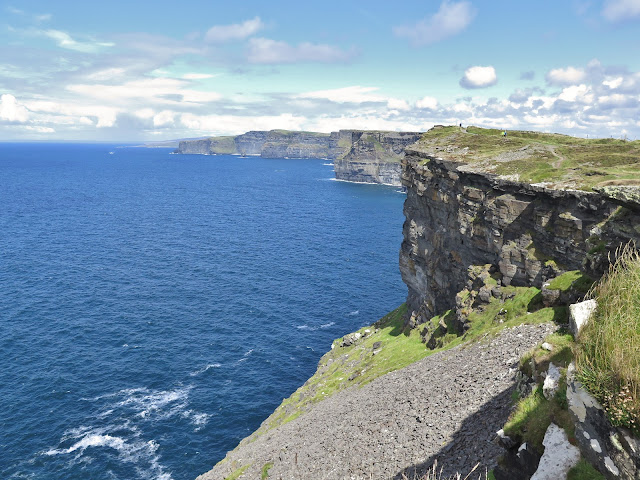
[320,322,335,328]
[116,387,191,414]
[296,325,313,330]
[185,411,211,431]
[44,425,173,480]
[189,363,222,377]
[45,434,125,455]
[243,348,254,357]
[323,163,334,166]
[347,310,360,316]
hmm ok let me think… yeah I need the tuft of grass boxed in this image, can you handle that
[547,270,594,293]
[503,383,574,452]
[260,462,274,479]
[577,245,640,434]
[519,332,575,378]
[567,459,605,480]
[224,464,251,480]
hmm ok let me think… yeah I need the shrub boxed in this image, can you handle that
[576,245,640,434]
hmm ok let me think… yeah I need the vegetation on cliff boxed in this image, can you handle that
[410,125,640,190]
[577,246,640,434]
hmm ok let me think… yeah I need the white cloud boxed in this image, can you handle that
[179,112,305,134]
[295,86,386,104]
[85,68,126,81]
[205,16,264,43]
[40,29,114,53]
[247,38,356,64]
[387,98,410,110]
[393,0,476,46]
[24,125,55,133]
[459,66,497,89]
[134,108,155,119]
[416,96,439,109]
[23,99,119,128]
[602,0,640,22]
[153,110,175,127]
[558,84,593,103]
[546,66,586,85]
[66,77,222,105]
[0,94,29,122]
[603,76,624,89]
[182,73,216,80]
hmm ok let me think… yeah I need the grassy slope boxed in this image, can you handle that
[577,246,640,434]
[238,283,562,448]
[410,125,640,190]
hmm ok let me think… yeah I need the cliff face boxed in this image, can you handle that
[177,130,331,158]
[333,131,422,185]
[399,148,640,325]
[258,131,331,159]
[176,129,424,186]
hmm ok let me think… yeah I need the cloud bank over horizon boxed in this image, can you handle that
[1,1,639,141]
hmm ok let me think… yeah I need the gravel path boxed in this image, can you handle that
[197,323,556,480]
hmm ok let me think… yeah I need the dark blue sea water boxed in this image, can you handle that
[0,144,406,480]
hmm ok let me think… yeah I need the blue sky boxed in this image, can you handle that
[1,0,640,140]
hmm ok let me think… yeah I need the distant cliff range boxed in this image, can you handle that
[175,129,423,186]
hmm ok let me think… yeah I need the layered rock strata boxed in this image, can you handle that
[399,148,640,326]
[176,129,423,186]
[333,131,422,185]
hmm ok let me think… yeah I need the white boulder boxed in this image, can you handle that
[569,299,597,337]
[531,423,580,480]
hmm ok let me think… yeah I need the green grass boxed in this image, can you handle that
[577,245,640,434]
[260,462,274,479]
[503,383,574,453]
[224,464,250,480]
[519,332,575,377]
[547,270,594,293]
[567,459,605,480]
[411,125,640,190]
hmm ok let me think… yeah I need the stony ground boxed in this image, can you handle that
[197,323,556,480]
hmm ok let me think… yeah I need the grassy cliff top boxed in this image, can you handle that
[410,125,640,190]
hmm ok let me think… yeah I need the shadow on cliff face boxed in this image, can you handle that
[392,385,515,480]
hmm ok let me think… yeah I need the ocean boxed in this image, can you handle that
[0,143,406,479]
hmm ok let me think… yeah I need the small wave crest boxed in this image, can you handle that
[347,310,360,316]
[189,363,222,377]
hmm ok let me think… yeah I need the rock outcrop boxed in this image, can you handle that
[399,148,640,325]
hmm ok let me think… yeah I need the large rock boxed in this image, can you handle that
[530,423,580,480]
[569,299,597,337]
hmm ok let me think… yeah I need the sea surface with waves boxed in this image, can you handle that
[0,143,407,480]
